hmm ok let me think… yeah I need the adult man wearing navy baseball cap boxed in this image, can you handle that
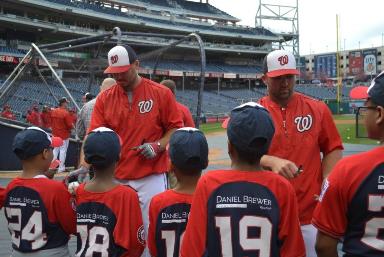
[181,102,305,257]
[258,49,344,257]
[313,72,384,257]
[80,45,183,256]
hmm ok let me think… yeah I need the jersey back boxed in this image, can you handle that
[206,181,280,257]
[76,201,123,257]
[155,202,190,257]
[344,163,384,256]
[4,186,69,252]
[75,184,145,257]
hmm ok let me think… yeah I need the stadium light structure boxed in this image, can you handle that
[0,27,207,128]
[255,0,299,57]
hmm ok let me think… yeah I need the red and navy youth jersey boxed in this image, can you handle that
[180,170,305,257]
[75,184,145,257]
[148,190,192,257]
[313,146,384,256]
[3,177,76,252]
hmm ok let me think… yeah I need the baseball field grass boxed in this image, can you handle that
[199,122,224,134]
[200,114,380,145]
[333,115,378,145]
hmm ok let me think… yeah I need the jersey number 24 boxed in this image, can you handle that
[5,207,46,250]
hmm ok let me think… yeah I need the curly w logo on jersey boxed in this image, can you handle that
[294,115,313,132]
[138,100,154,114]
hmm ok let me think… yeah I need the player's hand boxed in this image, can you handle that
[68,181,80,196]
[78,160,91,170]
[261,155,300,179]
[136,142,162,159]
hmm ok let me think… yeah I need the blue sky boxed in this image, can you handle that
[207,0,384,55]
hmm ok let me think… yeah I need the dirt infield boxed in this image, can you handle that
[334,119,355,125]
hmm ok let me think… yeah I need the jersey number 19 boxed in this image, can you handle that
[215,215,272,257]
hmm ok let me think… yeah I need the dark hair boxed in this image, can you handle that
[174,163,202,177]
[231,137,268,165]
[91,162,115,172]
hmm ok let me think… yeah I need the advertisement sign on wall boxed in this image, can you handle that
[314,54,337,78]
[363,49,377,75]
[349,51,363,75]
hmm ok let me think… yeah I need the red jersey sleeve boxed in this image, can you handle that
[52,183,76,235]
[88,96,107,133]
[148,197,159,257]
[180,177,208,257]
[160,89,183,131]
[318,102,343,154]
[113,188,145,257]
[312,162,348,238]
[65,112,74,130]
[181,106,195,128]
[278,182,306,257]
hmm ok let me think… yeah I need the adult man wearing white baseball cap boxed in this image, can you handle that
[259,49,343,257]
[80,45,183,257]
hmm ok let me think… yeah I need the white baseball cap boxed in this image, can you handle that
[104,45,138,74]
[263,49,299,77]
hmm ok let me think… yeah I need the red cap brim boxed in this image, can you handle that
[104,64,132,74]
[51,136,63,148]
[267,69,300,78]
[350,86,369,99]
[222,117,230,129]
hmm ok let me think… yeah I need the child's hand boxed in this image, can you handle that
[44,169,57,179]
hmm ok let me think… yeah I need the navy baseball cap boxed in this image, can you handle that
[350,71,384,106]
[227,102,275,155]
[13,127,63,160]
[84,127,121,167]
[169,127,209,171]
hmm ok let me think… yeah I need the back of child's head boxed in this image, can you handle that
[84,127,121,171]
[160,79,176,95]
[226,102,275,164]
[12,126,62,162]
[169,127,208,175]
[350,71,384,140]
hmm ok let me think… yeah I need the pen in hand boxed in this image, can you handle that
[296,165,303,175]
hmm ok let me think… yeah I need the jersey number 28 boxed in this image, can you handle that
[77,225,109,257]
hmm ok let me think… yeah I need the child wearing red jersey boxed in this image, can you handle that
[148,127,208,257]
[181,102,305,257]
[4,126,76,257]
[313,71,384,257]
[75,127,145,257]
